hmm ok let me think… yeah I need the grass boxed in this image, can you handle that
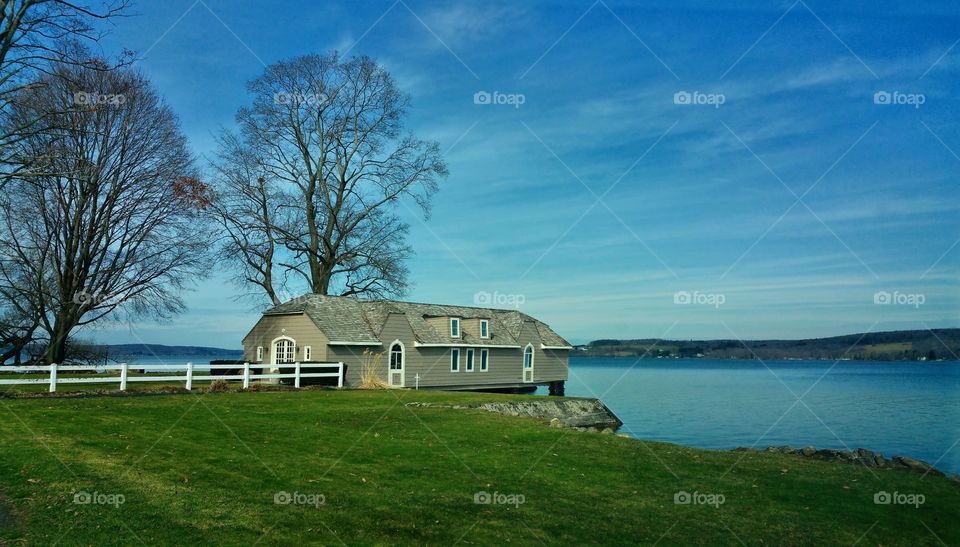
[0,389,957,545]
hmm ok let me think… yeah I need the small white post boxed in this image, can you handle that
[49,363,58,393]
[294,362,301,389]
[337,362,344,388]
[120,363,128,391]
[242,361,250,390]
[415,373,420,390]
[186,362,193,391]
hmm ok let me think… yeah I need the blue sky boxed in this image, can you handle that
[89,0,959,348]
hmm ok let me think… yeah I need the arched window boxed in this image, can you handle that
[272,337,296,364]
[523,345,534,369]
[390,343,403,370]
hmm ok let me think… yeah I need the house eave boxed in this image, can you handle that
[541,344,573,350]
[327,341,382,346]
[413,342,522,349]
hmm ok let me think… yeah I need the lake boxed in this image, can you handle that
[539,357,960,474]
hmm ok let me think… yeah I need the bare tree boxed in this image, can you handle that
[0,1,129,172]
[0,57,211,364]
[210,52,447,305]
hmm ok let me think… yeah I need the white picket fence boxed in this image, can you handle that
[0,362,344,392]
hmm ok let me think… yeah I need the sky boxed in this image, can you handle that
[85,0,959,348]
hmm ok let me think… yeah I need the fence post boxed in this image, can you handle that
[49,363,58,393]
[120,363,129,391]
[337,362,344,388]
[294,362,301,389]
[243,361,250,390]
[186,362,193,391]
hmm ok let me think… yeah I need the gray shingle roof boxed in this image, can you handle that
[263,294,570,347]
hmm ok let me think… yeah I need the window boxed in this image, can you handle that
[274,338,295,364]
[450,318,461,338]
[303,346,312,361]
[390,343,403,370]
[450,348,460,372]
[256,346,264,361]
[465,349,475,372]
[480,349,489,371]
[480,320,489,339]
[523,345,534,369]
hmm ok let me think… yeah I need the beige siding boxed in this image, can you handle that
[241,312,569,390]
[242,313,330,364]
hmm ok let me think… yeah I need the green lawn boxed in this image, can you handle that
[0,389,957,545]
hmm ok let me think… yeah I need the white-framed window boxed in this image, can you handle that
[450,317,461,338]
[465,348,474,372]
[480,319,489,339]
[390,342,403,371]
[303,346,312,361]
[256,346,264,361]
[523,344,534,370]
[480,348,489,371]
[450,348,460,372]
[273,337,296,364]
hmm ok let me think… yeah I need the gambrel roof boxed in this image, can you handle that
[262,294,571,348]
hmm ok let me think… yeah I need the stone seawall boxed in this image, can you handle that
[737,445,951,477]
[406,398,623,431]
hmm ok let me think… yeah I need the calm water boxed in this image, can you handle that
[538,357,960,474]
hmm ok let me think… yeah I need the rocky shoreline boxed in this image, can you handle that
[406,398,623,431]
[737,444,951,478]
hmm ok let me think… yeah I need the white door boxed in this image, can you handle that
[523,344,534,382]
[388,342,405,387]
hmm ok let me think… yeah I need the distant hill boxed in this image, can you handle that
[105,344,242,358]
[578,329,960,361]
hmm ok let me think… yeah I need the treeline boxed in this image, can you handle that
[0,2,445,365]
[580,329,960,361]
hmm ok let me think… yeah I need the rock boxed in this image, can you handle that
[549,418,563,428]
[601,428,614,435]
[856,448,874,459]
[873,455,888,468]
[893,456,944,476]
[800,445,816,457]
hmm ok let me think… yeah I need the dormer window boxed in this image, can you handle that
[450,317,461,338]
[480,320,489,339]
